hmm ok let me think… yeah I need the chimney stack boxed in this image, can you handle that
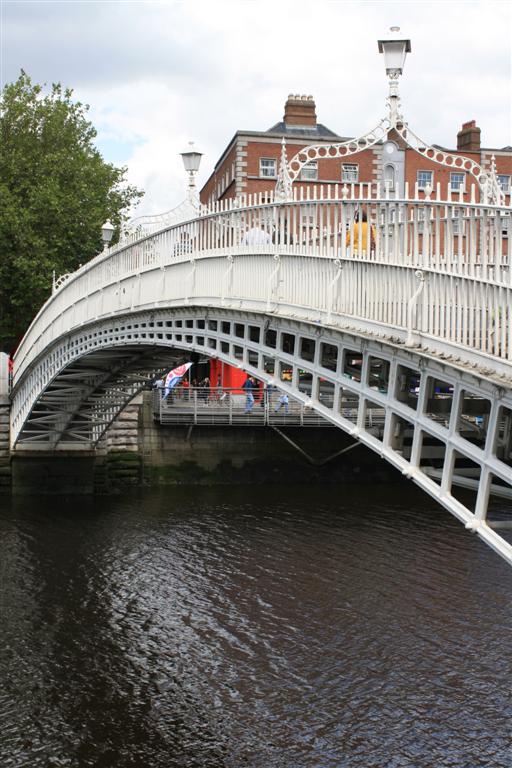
[457,120,481,152]
[284,94,317,127]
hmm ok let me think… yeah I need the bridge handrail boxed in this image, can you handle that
[23,192,512,301]
[55,189,512,289]
[13,189,512,386]
[154,385,340,427]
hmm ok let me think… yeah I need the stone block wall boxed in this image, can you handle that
[94,394,143,490]
[138,392,393,486]
[8,390,398,494]
[0,353,11,491]
[0,401,11,491]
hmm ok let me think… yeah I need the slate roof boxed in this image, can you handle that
[267,121,341,139]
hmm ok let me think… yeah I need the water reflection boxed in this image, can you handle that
[1,485,511,767]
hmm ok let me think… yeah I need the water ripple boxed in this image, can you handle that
[1,484,511,767]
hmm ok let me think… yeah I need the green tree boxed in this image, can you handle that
[0,71,143,350]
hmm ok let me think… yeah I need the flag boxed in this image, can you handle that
[163,362,193,398]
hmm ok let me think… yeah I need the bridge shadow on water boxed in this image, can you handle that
[1,483,511,768]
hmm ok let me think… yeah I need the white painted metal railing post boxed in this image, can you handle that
[185,258,196,304]
[327,259,343,325]
[221,255,234,306]
[266,254,281,313]
[405,270,426,348]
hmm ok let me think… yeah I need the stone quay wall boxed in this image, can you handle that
[0,353,11,491]
[8,390,396,494]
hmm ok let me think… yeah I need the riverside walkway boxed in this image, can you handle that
[154,386,346,426]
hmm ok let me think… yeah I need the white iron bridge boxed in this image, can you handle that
[10,183,512,565]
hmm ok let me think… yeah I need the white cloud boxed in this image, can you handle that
[3,0,511,217]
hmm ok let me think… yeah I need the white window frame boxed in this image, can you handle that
[451,208,465,236]
[342,163,359,183]
[300,204,316,227]
[259,158,277,178]
[417,170,433,190]
[498,175,511,193]
[417,207,425,233]
[450,172,466,192]
[300,161,318,181]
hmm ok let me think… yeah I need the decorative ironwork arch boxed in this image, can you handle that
[286,118,389,183]
[279,58,505,206]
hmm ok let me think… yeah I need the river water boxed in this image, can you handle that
[0,483,511,768]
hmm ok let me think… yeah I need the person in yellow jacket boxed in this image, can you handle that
[346,211,376,254]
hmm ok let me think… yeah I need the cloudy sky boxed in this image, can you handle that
[2,0,511,217]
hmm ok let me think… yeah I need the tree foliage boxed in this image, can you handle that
[0,71,143,349]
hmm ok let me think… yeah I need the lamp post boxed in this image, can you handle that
[101,220,115,251]
[52,219,115,293]
[377,26,411,126]
[180,142,203,203]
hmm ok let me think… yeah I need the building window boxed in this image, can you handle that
[342,163,359,182]
[384,164,395,191]
[502,215,510,238]
[301,161,318,181]
[260,158,277,178]
[417,170,433,190]
[300,204,316,227]
[450,172,466,191]
[451,208,465,235]
[498,175,511,193]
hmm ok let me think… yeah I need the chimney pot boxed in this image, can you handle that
[284,94,317,127]
[457,119,481,152]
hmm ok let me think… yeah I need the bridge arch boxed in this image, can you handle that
[11,303,512,564]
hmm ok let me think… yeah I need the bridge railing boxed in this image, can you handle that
[152,385,385,428]
[110,182,511,283]
[13,184,512,385]
[153,386,334,427]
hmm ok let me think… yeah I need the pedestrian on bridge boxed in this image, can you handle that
[199,376,210,403]
[274,392,290,415]
[242,376,257,413]
[346,210,376,255]
[242,227,272,246]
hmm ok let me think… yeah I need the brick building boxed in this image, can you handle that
[200,94,512,205]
